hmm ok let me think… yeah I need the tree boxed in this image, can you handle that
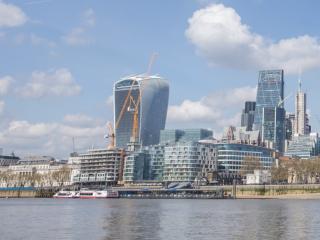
[240,156,262,176]
[271,159,288,184]
[52,166,71,188]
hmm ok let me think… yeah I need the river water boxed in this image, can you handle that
[1,198,320,240]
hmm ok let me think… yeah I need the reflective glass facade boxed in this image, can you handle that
[160,129,212,144]
[261,107,286,153]
[254,70,284,130]
[215,144,275,173]
[284,134,320,159]
[114,75,169,148]
[163,142,217,182]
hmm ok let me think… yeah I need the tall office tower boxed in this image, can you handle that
[261,107,286,153]
[114,74,169,148]
[285,113,295,140]
[241,101,256,131]
[294,79,307,135]
[253,70,284,130]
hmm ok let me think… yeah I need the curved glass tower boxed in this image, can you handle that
[114,74,169,148]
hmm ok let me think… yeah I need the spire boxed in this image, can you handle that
[298,68,302,92]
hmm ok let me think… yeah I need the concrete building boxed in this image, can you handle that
[114,74,169,148]
[162,142,217,182]
[0,156,70,188]
[73,148,124,186]
[295,79,307,135]
[222,126,260,146]
[246,170,271,184]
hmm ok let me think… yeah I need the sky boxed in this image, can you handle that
[1,0,320,158]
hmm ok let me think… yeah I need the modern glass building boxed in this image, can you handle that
[261,107,286,153]
[241,101,256,131]
[215,144,275,173]
[160,129,213,144]
[253,70,284,130]
[114,74,169,148]
[148,144,166,181]
[163,142,217,182]
[284,133,320,159]
[123,149,150,183]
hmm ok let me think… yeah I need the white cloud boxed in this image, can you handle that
[83,8,95,27]
[62,8,95,46]
[0,100,4,114]
[63,114,103,127]
[0,1,27,28]
[167,86,256,129]
[62,27,92,46]
[18,68,81,98]
[0,75,13,95]
[0,119,106,157]
[186,4,320,74]
[30,33,56,48]
[106,95,113,109]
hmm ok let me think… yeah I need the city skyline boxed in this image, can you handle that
[1,1,320,157]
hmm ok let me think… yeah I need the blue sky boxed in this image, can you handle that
[1,0,320,157]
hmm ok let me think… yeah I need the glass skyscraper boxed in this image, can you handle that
[253,70,284,130]
[114,74,169,148]
[261,107,286,153]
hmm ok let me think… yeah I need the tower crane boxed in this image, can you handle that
[105,121,115,150]
[114,53,158,145]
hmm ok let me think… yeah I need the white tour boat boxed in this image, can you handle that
[53,190,78,199]
[76,189,119,199]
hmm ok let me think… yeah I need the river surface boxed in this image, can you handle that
[1,198,320,240]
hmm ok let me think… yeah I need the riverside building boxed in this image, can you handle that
[114,74,169,148]
[215,144,275,173]
[160,128,213,144]
[162,142,217,182]
[284,133,320,159]
[73,148,124,187]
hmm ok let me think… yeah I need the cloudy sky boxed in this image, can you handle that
[1,0,320,158]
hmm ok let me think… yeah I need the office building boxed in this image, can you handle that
[284,133,320,159]
[253,70,284,130]
[163,142,217,182]
[285,113,295,140]
[114,74,169,148]
[295,79,307,135]
[215,144,275,173]
[241,101,256,131]
[261,107,286,153]
[160,128,213,144]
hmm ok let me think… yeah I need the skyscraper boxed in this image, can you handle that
[261,107,286,153]
[294,79,307,135]
[253,70,284,130]
[114,74,169,148]
[241,101,256,131]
